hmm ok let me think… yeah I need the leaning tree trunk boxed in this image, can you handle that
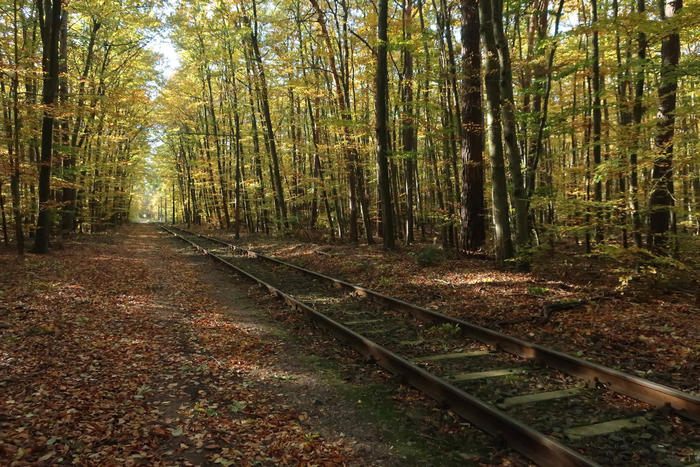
[34,0,63,254]
[649,0,682,249]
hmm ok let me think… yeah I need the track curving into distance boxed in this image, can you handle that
[162,225,699,467]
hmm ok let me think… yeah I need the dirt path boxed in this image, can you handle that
[1,225,515,466]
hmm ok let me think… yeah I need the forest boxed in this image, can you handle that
[1,0,699,464]
[0,0,697,260]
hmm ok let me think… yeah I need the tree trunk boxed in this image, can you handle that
[491,0,529,249]
[591,0,603,243]
[459,0,485,251]
[629,0,646,248]
[249,1,287,228]
[402,0,416,244]
[480,0,513,262]
[34,0,63,254]
[376,0,395,249]
[649,0,682,248]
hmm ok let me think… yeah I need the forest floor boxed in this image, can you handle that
[0,224,524,466]
[201,226,699,395]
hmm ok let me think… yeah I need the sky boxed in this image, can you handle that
[148,3,181,82]
[149,32,180,81]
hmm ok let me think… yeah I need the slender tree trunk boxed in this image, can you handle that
[491,0,529,249]
[201,49,231,230]
[402,0,416,244]
[591,0,603,243]
[34,0,63,254]
[650,0,682,248]
[248,1,287,228]
[480,0,513,262]
[7,0,24,254]
[0,185,8,247]
[376,0,395,249]
[309,0,361,242]
[629,0,646,248]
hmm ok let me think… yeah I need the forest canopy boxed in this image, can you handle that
[0,0,698,260]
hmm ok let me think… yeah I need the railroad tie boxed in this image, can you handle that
[343,318,385,326]
[497,387,585,409]
[564,416,650,440]
[411,350,491,363]
[449,368,528,382]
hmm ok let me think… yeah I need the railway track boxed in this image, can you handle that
[161,225,699,466]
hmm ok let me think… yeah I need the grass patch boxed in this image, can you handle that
[301,355,489,465]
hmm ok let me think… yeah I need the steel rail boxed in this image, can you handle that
[167,225,700,422]
[162,225,597,467]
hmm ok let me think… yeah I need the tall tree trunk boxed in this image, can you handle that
[591,0,603,243]
[309,0,361,242]
[34,0,63,254]
[649,0,682,248]
[459,0,485,251]
[8,0,24,254]
[491,0,529,249]
[629,0,646,248]
[480,0,514,262]
[376,0,395,249]
[200,46,231,230]
[249,1,287,228]
[402,0,416,244]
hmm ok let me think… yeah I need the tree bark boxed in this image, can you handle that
[402,0,416,244]
[649,0,682,248]
[34,0,63,254]
[376,0,395,249]
[459,0,485,251]
[480,0,514,262]
[491,0,529,249]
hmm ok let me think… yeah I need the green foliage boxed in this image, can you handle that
[228,400,247,413]
[424,323,460,338]
[527,286,549,296]
[377,276,393,287]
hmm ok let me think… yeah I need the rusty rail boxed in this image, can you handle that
[167,226,700,423]
[162,225,597,466]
